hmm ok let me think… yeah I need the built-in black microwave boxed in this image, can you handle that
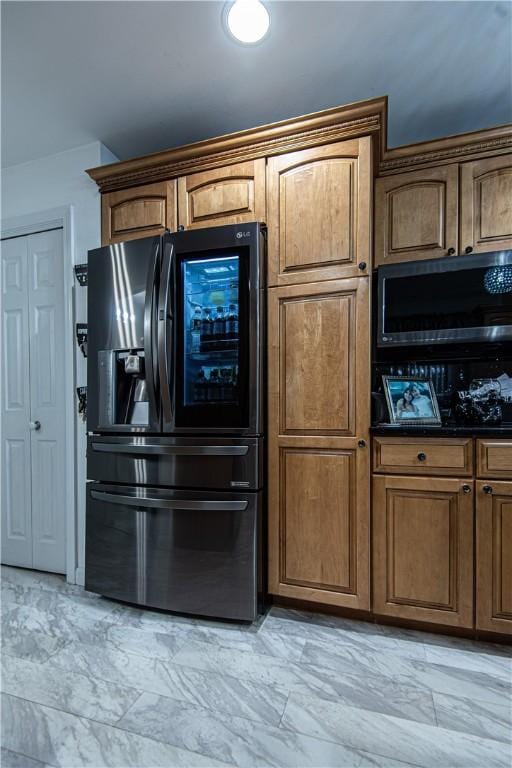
[377,250,512,347]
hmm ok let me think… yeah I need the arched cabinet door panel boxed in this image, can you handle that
[178,160,266,230]
[461,154,512,254]
[375,165,459,266]
[267,137,372,286]
[102,181,177,245]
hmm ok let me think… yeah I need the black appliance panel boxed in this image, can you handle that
[85,483,261,621]
[87,236,161,432]
[87,435,263,490]
[378,250,512,347]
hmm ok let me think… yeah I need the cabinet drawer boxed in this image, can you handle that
[477,440,512,479]
[373,437,473,476]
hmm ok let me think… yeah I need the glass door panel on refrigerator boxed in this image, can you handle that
[175,248,250,429]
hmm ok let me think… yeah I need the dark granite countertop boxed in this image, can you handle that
[371,423,512,438]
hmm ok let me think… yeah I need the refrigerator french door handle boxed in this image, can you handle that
[90,490,248,511]
[91,443,249,456]
[144,241,160,423]
[158,238,174,425]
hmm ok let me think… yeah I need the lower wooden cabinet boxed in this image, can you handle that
[476,480,512,634]
[372,475,474,628]
[268,438,370,609]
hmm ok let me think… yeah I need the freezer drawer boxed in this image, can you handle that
[87,435,263,490]
[85,483,262,621]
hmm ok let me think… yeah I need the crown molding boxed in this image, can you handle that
[379,123,512,174]
[87,96,388,192]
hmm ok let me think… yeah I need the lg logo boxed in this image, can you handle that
[236,231,251,239]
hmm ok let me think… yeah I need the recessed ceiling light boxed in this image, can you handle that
[225,0,270,45]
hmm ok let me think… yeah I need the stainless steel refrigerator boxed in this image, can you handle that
[85,223,265,621]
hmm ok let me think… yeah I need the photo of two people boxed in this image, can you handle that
[383,377,441,425]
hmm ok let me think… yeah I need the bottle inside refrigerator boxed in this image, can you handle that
[182,255,240,407]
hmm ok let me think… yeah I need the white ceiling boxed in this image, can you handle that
[2,1,511,168]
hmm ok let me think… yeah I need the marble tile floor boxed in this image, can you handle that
[1,566,511,768]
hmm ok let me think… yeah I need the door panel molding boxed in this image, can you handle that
[1,206,75,582]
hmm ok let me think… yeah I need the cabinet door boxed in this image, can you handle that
[268,278,369,438]
[374,165,459,266]
[476,481,512,634]
[178,160,265,230]
[266,137,371,286]
[268,278,370,609]
[372,475,474,628]
[102,181,177,245]
[268,439,369,609]
[460,154,512,255]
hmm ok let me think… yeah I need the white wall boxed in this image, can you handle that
[1,141,118,584]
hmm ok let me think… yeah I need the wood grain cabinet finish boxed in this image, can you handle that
[268,277,370,609]
[101,181,177,245]
[373,437,473,477]
[372,475,474,627]
[268,278,370,438]
[266,137,371,286]
[269,439,369,609]
[178,160,265,229]
[477,439,512,479]
[460,154,512,255]
[374,165,459,266]
[476,481,512,634]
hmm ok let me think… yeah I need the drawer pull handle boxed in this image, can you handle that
[417,452,427,462]
[462,484,471,494]
[483,485,493,495]
[447,247,456,256]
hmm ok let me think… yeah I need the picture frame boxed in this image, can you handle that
[382,376,441,425]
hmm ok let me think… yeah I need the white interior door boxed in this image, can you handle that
[1,228,67,573]
[1,236,33,567]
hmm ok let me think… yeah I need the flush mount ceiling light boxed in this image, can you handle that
[224,0,270,44]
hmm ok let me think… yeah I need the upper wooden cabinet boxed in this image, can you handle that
[375,152,512,266]
[266,137,372,286]
[268,277,370,438]
[374,165,459,266]
[177,160,266,230]
[460,154,512,255]
[101,181,177,246]
[372,474,474,628]
[476,480,512,634]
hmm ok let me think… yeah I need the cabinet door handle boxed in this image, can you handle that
[29,420,41,431]
[358,439,366,448]
[482,485,493,495]
[465,246,473,254]
[462,484,471,494]
[417,452,427,461]
[358,262,367,271]
[447,247,455,256]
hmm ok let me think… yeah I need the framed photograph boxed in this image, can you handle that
[382,376,441,425]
